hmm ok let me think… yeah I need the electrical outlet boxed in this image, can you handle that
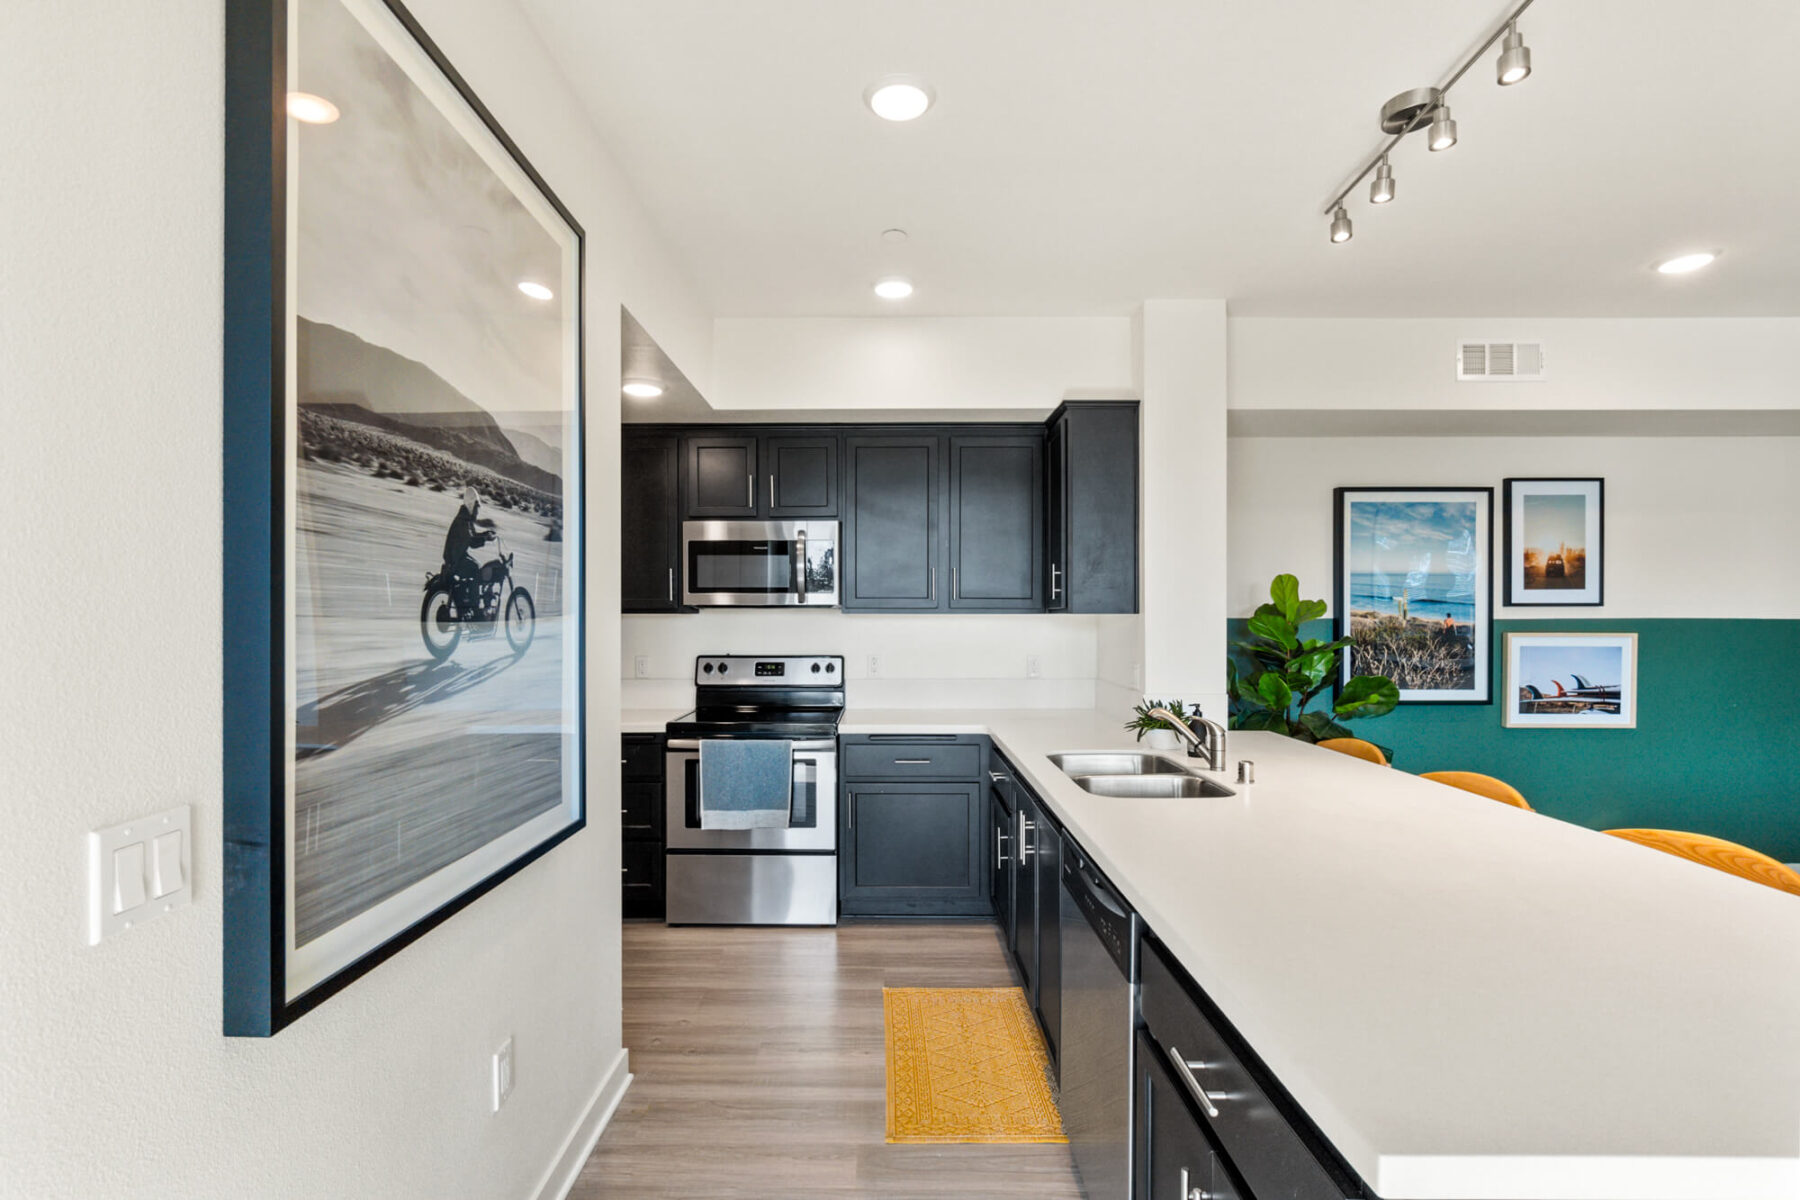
[492,1036,514,1112]
[1026,655,1042,679]
[867,655,881,677]
[633,655,649,679]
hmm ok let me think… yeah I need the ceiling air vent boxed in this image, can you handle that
[1457,340,1546,382]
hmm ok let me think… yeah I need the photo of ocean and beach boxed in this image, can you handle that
[1505,633,1637,729]
[1339,492,1489,701]
[285,0,581,984]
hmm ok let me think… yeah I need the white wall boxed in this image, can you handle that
[1229,437,1800,621]
[1,2,707,1197]
[1229,317,1800,414]
[711,316,1133,413]
[622,612,1100,710]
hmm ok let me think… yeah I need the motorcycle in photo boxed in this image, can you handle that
[419,533,536,661]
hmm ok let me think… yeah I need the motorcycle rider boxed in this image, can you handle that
[442,485,495,614]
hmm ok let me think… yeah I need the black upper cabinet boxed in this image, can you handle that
[764,435,837,517]
[843,434,942,610]
[948,434,1044,611]
[684,434,759,517]
[621,431,687,612]
[1046,402,1139,613]
[683,431,838,519]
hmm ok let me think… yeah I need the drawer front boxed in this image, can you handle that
[1137,1029,1243,1200]
[622,780,663,840]
[622,735,663,780]
[843,742,981,781]
[1140,939,1347,1200]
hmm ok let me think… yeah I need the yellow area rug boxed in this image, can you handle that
[883,987,1067,1144]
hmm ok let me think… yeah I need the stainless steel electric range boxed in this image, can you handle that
[663,654,844,925]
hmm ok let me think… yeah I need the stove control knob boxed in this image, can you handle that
[811,662,821,674]
[826,662,836,673]
[702,662,714,674]
[717,662,729,675]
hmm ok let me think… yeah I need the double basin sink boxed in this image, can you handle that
[1047,751,1235,798]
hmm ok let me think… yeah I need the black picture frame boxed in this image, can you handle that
[1502,478,1605,607]
[224,0,586,1037]
[1333,486,1494,705]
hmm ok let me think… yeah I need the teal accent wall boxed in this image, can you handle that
[1227,618,1800,863]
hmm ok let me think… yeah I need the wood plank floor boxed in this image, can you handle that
[570,921,1085,1199]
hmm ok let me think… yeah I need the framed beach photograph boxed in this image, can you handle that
[1334,488,1493,704]
[223,0,586,1035]
[1504,478,1604,606]
[1505,633,1638,729]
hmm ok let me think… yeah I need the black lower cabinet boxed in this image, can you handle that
[1034,823,1062,1069]
[988,763,1016,949]
[1135,1028,1244,1200]
[839,783,987,915]
[621,733,665,918]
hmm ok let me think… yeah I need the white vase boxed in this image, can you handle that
[1144,729,1180,751]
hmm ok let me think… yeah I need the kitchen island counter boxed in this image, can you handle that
[840,707,1800,1200]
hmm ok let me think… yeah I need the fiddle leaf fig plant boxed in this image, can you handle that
[1228,574,1400,759]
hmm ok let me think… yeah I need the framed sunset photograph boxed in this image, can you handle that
[1505,633,1638,729]
[1334,487,1493,705]
[1504,478,1604,606]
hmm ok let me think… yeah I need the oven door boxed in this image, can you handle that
[665,739,837,851]
[680,520,838,607]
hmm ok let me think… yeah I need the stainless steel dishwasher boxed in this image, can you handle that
[1059,836,1139,1200]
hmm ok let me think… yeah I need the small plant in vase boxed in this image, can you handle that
[1125,699,1196,750]
[1228,573,1401,760]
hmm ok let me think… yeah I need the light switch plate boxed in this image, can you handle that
[89,804,191,944]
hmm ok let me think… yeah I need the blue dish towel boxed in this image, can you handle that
[699,739,793,830]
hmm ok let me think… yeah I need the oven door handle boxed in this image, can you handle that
[666,738,837,753]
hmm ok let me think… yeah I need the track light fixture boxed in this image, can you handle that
[1329,206,1353,244]
[1428,104,1458,151]
[1321,0,1538,246]
[1497,22,1531,85]
[1370,156,1395,204]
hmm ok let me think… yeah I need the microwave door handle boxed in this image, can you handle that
[795,530,807,600]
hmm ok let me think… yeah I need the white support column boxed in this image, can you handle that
[1133,300,1229,724]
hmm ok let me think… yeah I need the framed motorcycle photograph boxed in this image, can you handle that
[222,0,585,1035]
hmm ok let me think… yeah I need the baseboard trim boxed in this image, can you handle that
[531,1048,632,1200]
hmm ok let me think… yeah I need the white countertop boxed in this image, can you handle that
[839,708,1800,1200]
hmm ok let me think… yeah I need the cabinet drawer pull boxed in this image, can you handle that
[892,758,933,765]
[988,770,1008,783]
[1179,1167,1209,1200]
[1167,1045,1223,1119]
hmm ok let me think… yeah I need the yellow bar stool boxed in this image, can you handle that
[1419,771,1534,811]
[1315,738,1388,766]
[1603,829,1800,898]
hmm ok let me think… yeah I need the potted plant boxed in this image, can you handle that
[1227,574,1401,759]
[1125,698,1196,750]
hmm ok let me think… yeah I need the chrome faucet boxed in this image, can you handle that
[1147,707,1228,773]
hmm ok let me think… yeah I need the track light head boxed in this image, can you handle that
[1428,104,1458,151]
[1497,23,1531,85]
[1329,205,1353,244]
[1370,157,1395,204]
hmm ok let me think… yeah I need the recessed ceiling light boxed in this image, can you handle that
[873,277,914,300]
[865,78,934,122]
[517,281,554,301]
[286,92,340,124]
[622,379,664,399]
[1655,252,1717,275]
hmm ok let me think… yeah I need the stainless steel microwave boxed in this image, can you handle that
[680,520,839,607]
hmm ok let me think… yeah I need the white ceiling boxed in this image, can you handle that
[520,1,1800,318]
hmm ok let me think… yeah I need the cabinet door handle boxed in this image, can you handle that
[988,770,1008,783]
[1018,816,1034,861]
[747,472,754,508]
[1050,563,1062,600]
[995,826,1008,869]
[1179,1166,1209,1200]
[952,565,959,600]
[769,473,775,509]
[1167,1045,1223,1119]
[667,566,674,602]
[893,758,932,765]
